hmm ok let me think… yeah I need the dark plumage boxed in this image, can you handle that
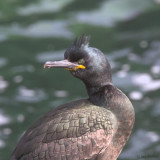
[11,35,135,160]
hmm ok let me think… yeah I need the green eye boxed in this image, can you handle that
[78,59,84,64]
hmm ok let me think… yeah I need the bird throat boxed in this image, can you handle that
[86,83,112,107]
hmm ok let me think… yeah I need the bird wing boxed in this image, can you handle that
[11,100,117,160]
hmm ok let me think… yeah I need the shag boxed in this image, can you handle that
[11,35,135,160]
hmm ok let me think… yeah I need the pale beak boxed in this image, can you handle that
[44,59,85,71]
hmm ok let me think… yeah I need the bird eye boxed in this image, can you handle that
[78,59,84,64]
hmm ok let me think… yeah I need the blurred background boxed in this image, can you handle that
[0,0,160,159]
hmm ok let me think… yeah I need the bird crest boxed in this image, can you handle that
[64,35,90,60]
[72,35,90,49]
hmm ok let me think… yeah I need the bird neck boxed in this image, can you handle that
[86,82,112,105]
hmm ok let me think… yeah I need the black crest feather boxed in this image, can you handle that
[73,35,90,48]
[64,35,90,60]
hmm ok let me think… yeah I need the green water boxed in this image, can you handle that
[0,0,160,159]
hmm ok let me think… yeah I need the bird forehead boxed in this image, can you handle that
[70,50,85,59]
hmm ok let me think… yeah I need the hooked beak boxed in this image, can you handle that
[44,59,86,71]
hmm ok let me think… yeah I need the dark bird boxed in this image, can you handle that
[11,35,135,160]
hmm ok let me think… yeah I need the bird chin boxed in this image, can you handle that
[71,70,81,78]
[71,70,77,76]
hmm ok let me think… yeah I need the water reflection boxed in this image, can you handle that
[0,58,7,67]
[76,0,153,26]
[36,50,64,62]
[133,73,160,92]
[11,65,35,73]
[53,90,69,98]
[121,129,160,159]
[17,0,73,15]
[152,100,160,116]
[15,86,47,103]
[13,75,23,83]
[0,76,9,93]
[0,112,10,126]
[0,20,73,38]
[129,91,143,101]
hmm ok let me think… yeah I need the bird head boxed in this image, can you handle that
[44,35,112,88]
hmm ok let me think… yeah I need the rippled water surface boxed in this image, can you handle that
[0,0,160,159]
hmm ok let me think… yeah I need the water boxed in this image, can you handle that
[0,0,160,159]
